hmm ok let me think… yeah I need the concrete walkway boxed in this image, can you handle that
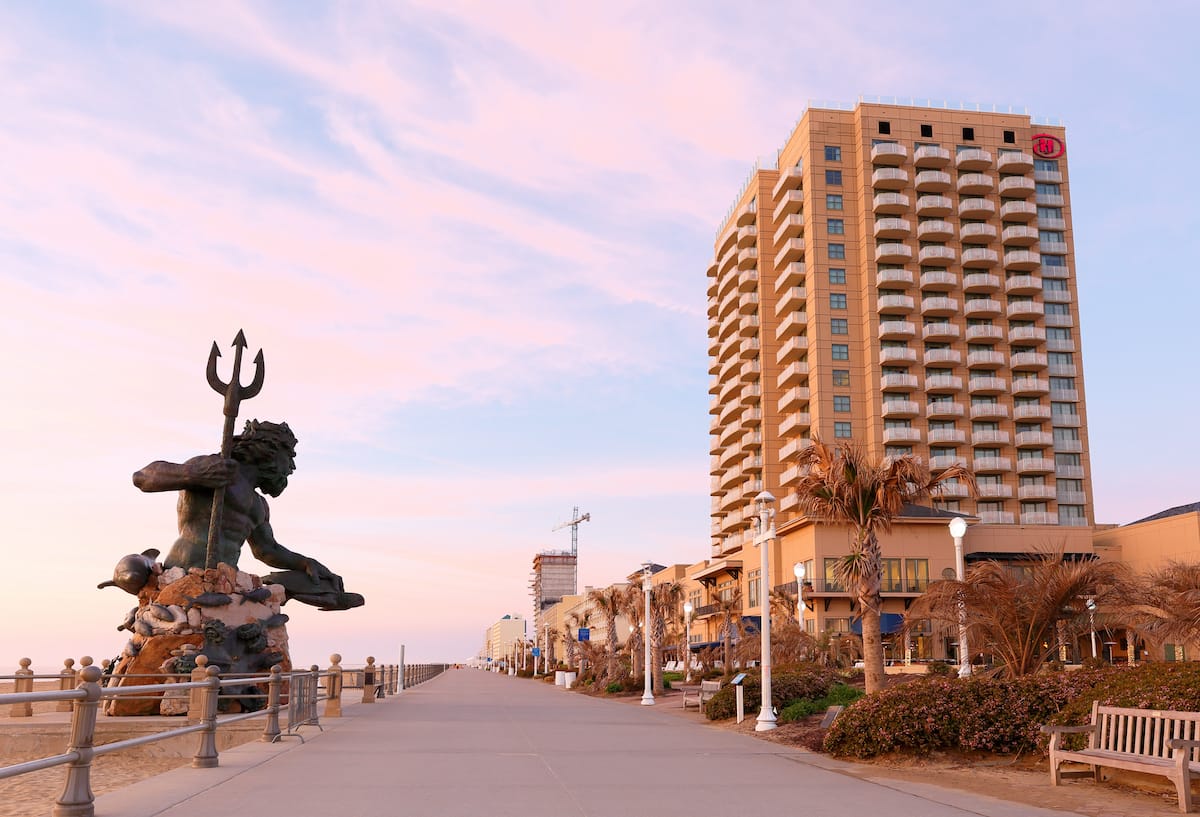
[94,669,1084,817]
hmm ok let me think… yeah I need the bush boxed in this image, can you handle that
[1081,656,1107,670]
[1049,662,1200,726]
[926,661,951,676]
[779,682,864,723]
[704,665,840,720]
[605,681,624,693]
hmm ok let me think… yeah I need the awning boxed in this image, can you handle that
[850,613,905,635]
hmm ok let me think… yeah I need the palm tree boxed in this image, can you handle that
[904,548,1129,677]
[588,585,626,685]
[621,585,645,679]
[565,610,591,675]
[649,582,684,692]
[1110,561,1200,656]
[714,587,743,672]
[794,438,974,694]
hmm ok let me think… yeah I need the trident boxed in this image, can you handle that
[203,330,265,570]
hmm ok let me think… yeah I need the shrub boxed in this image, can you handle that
[605,681,624,693]
[1049,662,1200,727]
[925,661,951,676]
[704,665,839,720]
[779,682,864,723]
[1081,656,1107,670]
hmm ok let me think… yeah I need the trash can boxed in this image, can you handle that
[555,670,566,686]
[564,671,577,689]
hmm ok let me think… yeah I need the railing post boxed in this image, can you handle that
[398,645,405,693]
[308,666,320,725]
[51,666,103,817]
[192,665,220,768]
[186,656,210,722]
[377,664,388,699]
[324,654,343,718]
[10,658,33,717]
[56,659,76,712]
[260,665,282,742]
[361,656,377,704]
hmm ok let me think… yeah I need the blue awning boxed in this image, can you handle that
[850,613,904,635]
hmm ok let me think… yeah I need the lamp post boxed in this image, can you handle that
[793,562,806,636]
[1086,598,1097,659]
[754,491,777,731]
[641,564,655,706]
[948,516,971,678]
[683,601,694,682]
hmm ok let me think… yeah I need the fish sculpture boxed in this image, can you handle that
[97,549,162,595]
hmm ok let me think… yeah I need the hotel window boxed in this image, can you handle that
[1055,452,1081,467]
[1034,159,1059,172]
[1036,182,1061,196]
[827,194,844,210]
[1047,328,1072,341]
[921,124,934,138]
[830,293,847,309]
[829,268,846,284]
[1060,505,1087,526]
[824,616,851,633]
[1050,377,1075,392]
[1048,352,1074,367]
[1038,206,1063,220]
[881,559,903,592]
[886,445,913,457]
[831,318,848,335]
[1046,303,1071,316]
[825,146,842,161]
[834,421,852,438]
[1051,401,1077,416]
[1040,230,1065,243]
[978,501,1004,514]
[1043,255,1067,268]
[1054,427,1080,444]
[831,344,849,360]
[878,121,891,135]
[823,559,845,592]
[962,127,975,140]
[905,559,929,592]
[828,243,846,259]
[1058,478,1083,493]
[833,395,851,412]
[828,218,845,235]
[826,169,843,185]
[747,568,761,609]
[1044,280,1069,295]
[832,369,850,386]
[1003,130,1016,144]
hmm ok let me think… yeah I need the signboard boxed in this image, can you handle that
[1032,133,1064,159]
[578,627,590,641]
[731,673,748,686]
[531,647,541,657]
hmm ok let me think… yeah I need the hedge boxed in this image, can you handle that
[704,664,840,720]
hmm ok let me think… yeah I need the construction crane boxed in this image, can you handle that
[552,506,590,596]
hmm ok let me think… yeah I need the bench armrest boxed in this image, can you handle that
[1040,724,1095,735]
[1169,739,1200,751]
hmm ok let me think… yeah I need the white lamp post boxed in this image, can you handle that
[641,564,655,705]
[793,562,806,636]
[542,623,549,675]
[754,491,777,731]
[948,516,971,678]
[683,601,694,682]
[1086,598,1097,659]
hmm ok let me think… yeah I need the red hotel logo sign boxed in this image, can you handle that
[1032,133,1065,158]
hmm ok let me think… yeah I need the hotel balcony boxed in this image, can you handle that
[997,152,1035,173]
[1016,457,1056,474]
[774,190,804,220]
[1034,169,1064,184]
[1007,301,1045,318]
[737,269,759,292]
[972,430,1011,446]
[1011,377,1050,395]
[920,270,957,290]
[1000,200,1038,221]
[736,207,755,227]
[1002,225,1040,246]
[882,399,921,418]
[743,454,763,474]
[872,167,909,190]
[1004,250,1041,271]
[916,195,953,216]
[871,142,908,164]
[924,348,961,366]
[998,176,1036,197]
[920,296,959,317]
[1016,431,1054,447]
[930,455,968,471]
[1005,275,1042,295]
[935,482,971,498]
[737,226,757,249]
[1010,326,1047,344]
[736,315,760,338]
[1021,512,1059,525]
[1039,217,1067,231]
[973,456,1012,473]
[914,170,952,192]
[880,373,919,390]
[1049,364,1077,378]
[957,173,994,195]
[773,214,805,245]
[1051,414,1080,431]
[738,337,760,359]
[775,310,808,340]
[1045,290,1073,304]
[877,269,915,288]
[914,144,952,166]
[1019,484,1058,501]
[1054,439,1083,453]
[777,361,810,388]
[873,192,910,214]
[776,336,808,364]
[1045,313,1074,328]
[963,298,1002,317]
[775,286,807,316]
[773,164,804,198]
[737,247,758,268]
[917,220,955,240]
[877,293,916,313]
[967,350,1005,369]
[881,347,917,364]
[874,217,911,238]
[928,428,966,444]
[1050,387,1079,401]
[925,376,963,394]
[878,320,916,339]
[775,238,805,268]
[779,464,806,487]
[738,291,759,315]
[978,483,1014,499]
[719,464,745,489]
[922,321,960,340]
[960,222,998,242]
[883,427,922,444]
[779,436,814,461]
[1014,404,1051,421]
[1037,193,1065,207]
[1058,490,1087,505]
[1056,465,1085,479]
[926,401,965,419]
[966,324,1004,342]
[961,247,1000,268]
[875,243,913,263]
[978,511,1016,524]
[955,148,992,170]
[968,376,1007,394]
[774,261,806,292]
[958,198,996,218]
[779,411,812,437]
[778,386,811,413]
[963,273,1001,293]
[1010,351,1048,370]
[919,246,956,265]
[779,491,800,512]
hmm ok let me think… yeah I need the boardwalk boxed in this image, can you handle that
[95,669,1082,817]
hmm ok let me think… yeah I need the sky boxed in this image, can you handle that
[2,1,1199,668]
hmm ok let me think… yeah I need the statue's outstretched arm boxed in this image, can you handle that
[247,512,335,583]
[133,454,235,493]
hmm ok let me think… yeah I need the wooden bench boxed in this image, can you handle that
[681,680,722,711]
[1042,701,1200,812]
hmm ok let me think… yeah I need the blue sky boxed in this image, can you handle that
[1,0,1198,667]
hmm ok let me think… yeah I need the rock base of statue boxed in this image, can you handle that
[105,563,292,716]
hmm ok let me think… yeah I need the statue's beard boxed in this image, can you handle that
[260,470,289,497]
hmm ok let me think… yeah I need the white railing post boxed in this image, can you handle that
[51,665,103,817]
[260,665,283,742]
[307,666,321,725]
[325,654,343,718]
[10,658,33,717]
[192,665,221,768]
[56,659,76,712]
[361,656,377,704]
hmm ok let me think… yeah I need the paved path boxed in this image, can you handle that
[95,669,1083,817]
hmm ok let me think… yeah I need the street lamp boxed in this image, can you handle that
[948,516,971,678]
[1086,598,1097,659]
[683,601,694,682]
[793,562,806,636]
[754,491,777,731]
[542,623,549,675]
[641,563,655,706]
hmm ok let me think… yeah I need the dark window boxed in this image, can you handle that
[829,268,846,284]
[824,146,841,161]
[831,318,848,335]
[832,369,850,386]
[830,293,847,309]
[833,395,851,412]
[828,243,846,259]
[827,218,845,235]
[826,194,843,210]
[920,124,933,138]
[825,169,843,185]
[1003,130,1016,144]
[832,344,849,360]
[962,127,975,140]
[878,121,891,135]
[834,421,853,438]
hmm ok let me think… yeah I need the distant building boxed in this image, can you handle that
[483,614,526,668]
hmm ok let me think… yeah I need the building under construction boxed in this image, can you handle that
[530,550,576,618]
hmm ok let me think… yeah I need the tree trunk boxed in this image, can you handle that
[860,601,886,694]
[651,643,663,692]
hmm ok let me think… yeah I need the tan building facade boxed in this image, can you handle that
[483,614,526,668]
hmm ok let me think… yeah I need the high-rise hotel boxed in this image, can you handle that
[707,101,1094,560]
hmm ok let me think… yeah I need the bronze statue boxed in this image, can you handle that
[133,420,364,611]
